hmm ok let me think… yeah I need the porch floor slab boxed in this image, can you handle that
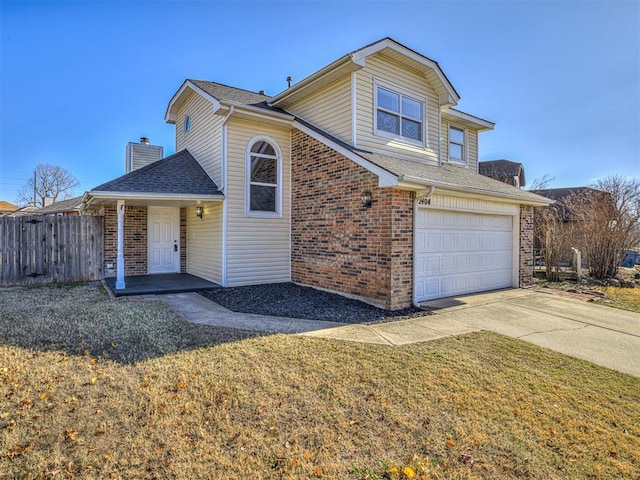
[104,273,220,297]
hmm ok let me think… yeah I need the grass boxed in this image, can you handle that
[595,287,640,313]
[1,284,639,479]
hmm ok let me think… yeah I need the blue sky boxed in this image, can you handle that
[1,0,638,205]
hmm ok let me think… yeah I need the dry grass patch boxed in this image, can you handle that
[0,285,638,480]
[596,286,640,313]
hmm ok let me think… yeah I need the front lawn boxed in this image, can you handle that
[1,284,639,479]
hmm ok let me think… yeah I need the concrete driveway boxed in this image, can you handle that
[303,289,640,378]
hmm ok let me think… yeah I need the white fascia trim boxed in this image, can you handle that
[293,120,398,188]
[442,108,495,131]
[397,178,552,206]
[351,38,460,104]
[88,192,225,201]
[268,55,357,106]
[225,103,295,125]
[165,80,222,123]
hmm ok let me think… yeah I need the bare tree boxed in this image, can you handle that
[527,173,555,192]
[16,164,80,208]
[534,203,574,281]
[564,175,640,280]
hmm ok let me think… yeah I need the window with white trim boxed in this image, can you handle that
[246,137,281,216]
[375,82,424,145]
[184,114,191,134]
[449,126,465,163]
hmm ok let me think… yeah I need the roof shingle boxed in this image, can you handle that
[91,150,221,195]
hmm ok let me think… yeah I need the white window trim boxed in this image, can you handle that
[373,78,426,148]
[448,125,466,165]
[183,113,192,135]
[245,135,283,218]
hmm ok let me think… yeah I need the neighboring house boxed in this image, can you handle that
[11,205,39,217]
[0,201,19,216]
[32,196,83,216]
[533,187,602,221]
[479,159,526,188]
[82,37,551,309]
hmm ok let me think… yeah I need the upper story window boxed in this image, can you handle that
[449,126,465,163]
[246,136,282,217]
[375,81,424,145]
[184,114,191,134]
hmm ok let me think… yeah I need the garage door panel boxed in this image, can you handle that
[416,209,514,301]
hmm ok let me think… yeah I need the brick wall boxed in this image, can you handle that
[519,205,534,287]
[291,130,414,310]
[101,204,148,276]
[100,204,187,277]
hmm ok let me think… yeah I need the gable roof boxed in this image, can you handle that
[91,149,221,196]
[34,196,83,214]
[479,159,526,186]
[269,37,460,109]
[294,118,550,205]
[165,79,292,125]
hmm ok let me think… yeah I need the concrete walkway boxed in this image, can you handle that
[160,289,640,378]
[160,292,344,333]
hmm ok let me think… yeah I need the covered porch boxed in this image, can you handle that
[81,149,225,291]
[104,273,220,297]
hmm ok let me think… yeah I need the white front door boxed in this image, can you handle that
[148,206,180,274]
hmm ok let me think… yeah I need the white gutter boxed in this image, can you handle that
[88,192,224,201]
[397,176,552,206]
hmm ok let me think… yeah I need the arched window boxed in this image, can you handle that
[246,136,282,216]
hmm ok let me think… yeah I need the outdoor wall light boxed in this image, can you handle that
[195,206,204,219]
[362,190,373,209]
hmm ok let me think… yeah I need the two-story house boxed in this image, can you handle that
[82,37,551,309]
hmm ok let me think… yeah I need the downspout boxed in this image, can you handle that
[220,106,234,286]
[412,186,436,307]
[438,108,443,166]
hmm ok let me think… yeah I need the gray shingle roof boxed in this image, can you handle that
[359,152,546,203]
[34,196,82,214]
[295,118,549,204]
[189,80,285,113]
[91,150,221,195]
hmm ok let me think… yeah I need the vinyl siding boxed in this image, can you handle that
[442,120,479,171]
[225,118,291,286]
[186,202,223,284]
[175,91,224,186]
[127,143,163,172]
[284,75,352,144]
[355,53,440,163]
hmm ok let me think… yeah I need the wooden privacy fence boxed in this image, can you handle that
[0,215,104,287]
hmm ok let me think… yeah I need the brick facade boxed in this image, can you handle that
[519,205,534,287]
[99,205,187,277]
[291,130,414,310]
[101,204,148,276]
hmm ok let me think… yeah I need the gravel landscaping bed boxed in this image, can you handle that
[200,282,427,323]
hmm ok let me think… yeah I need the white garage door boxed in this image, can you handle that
[415,209,513,302]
